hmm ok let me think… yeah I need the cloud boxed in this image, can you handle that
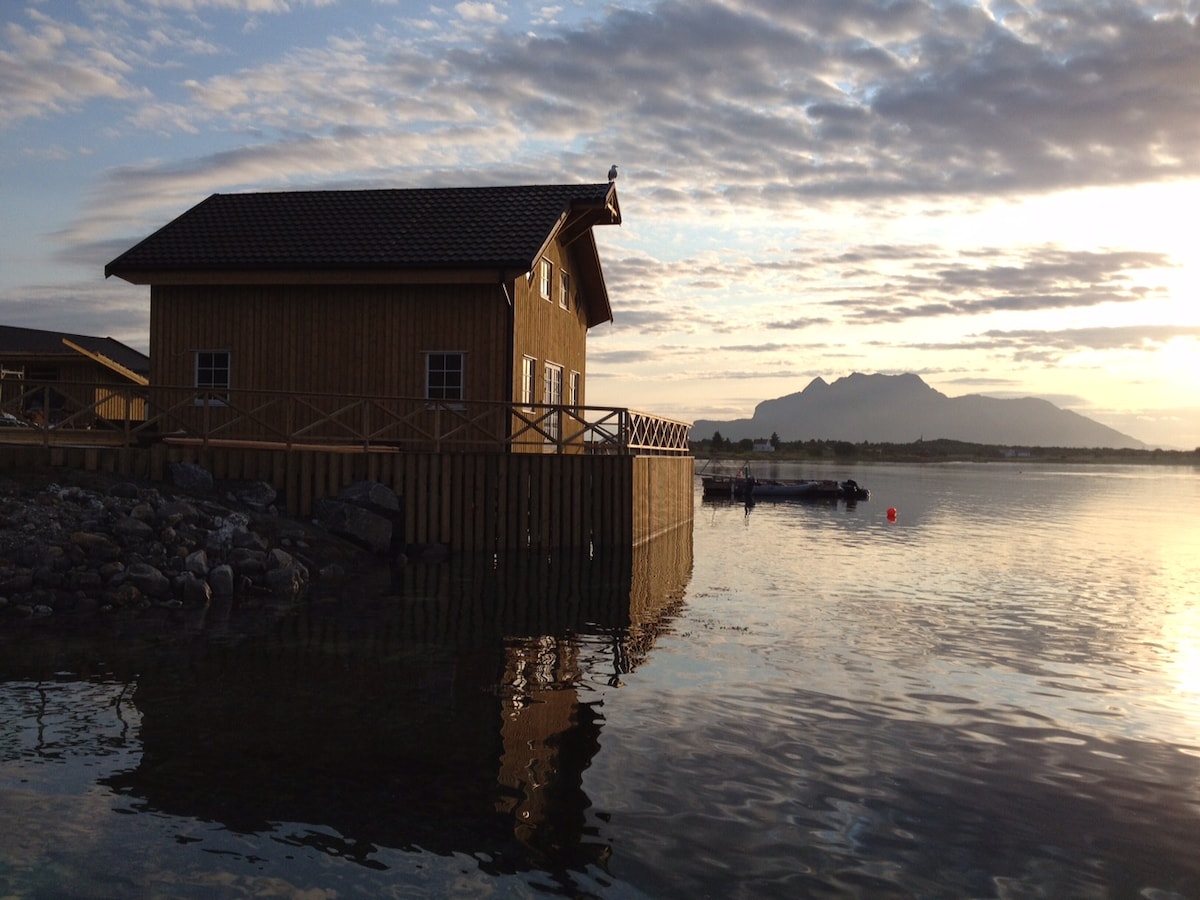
[0,281,150,351]
[454,2,508,25]
[141,0,337,11]
[893,325,1200,370]
[452,0,1200,205]
[0,11,149,127]
[40,0,1200,238]
[826,245,1179,323]
[764,316,834,331]
[979,324,1200,354]
[60,124,533,248]
[531,6,562,26]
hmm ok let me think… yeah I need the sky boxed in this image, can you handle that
[3,0,1200,449]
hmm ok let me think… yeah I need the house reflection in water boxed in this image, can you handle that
[98,525,692,876]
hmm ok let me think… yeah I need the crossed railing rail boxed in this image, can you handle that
[0,379,692,456]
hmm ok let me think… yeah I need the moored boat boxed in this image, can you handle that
[701,472,869,502]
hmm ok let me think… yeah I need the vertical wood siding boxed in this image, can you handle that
[507,237,594,453]
[150,283,511,440]
[6,445,695,553]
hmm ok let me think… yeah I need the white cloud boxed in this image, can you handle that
[141,0,337,12]
[0,13,148,127]
[455,2,509,24]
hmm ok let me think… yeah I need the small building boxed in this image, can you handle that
[0,325,148,426]
[0,181,693,552]
[104,183,625,451]
[752,438,775,453]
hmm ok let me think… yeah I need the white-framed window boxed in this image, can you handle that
[543,362,563,442]
[521,355,536,408]
[194,350,230,405]
[426,351,465,401]
[569,370,581,410]
[539,258,553,301]
[559,270,571,310]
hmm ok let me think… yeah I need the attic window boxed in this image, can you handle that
[539,258,553,301]
[559,271,571,310]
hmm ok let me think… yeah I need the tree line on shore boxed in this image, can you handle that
[692,433,1200,463]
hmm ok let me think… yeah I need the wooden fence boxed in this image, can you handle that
[0,378,694,551]
[0,442,694,552]
[0,379,691,455]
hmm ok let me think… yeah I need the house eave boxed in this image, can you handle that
[106,266,529,286]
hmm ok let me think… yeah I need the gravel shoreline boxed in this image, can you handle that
[0,465,385,625]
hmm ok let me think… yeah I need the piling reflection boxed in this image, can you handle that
[78,524,693,877]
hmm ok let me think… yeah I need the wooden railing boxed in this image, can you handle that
[0,379,692,456]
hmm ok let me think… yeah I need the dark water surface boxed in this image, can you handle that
[2,462,1199,898]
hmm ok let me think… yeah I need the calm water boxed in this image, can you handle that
[2,462,1199,898]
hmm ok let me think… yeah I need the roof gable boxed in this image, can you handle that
[104,183,621,282]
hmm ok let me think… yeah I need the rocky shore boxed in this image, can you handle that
[0,462,415,623]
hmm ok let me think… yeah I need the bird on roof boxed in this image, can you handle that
[608,164,619,182]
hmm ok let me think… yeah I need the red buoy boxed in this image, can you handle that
[886,507,897,521]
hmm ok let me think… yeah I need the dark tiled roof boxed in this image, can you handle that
[0,325,150,374]
[105,183,619,277]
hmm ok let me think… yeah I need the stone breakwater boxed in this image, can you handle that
[0,462,397,622]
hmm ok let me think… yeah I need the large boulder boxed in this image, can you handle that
[184,549,209,577]
[232,480,277,512]
[312,497,393,555]
[337,480,400,512]
[208,564,235,597]
[126,563,171,598]
[177,572,213,607]
[264,548,309,598]
[156,499,201,526]
[114,515,155,544]
[310,480,405,556]
[228,547,266,576]
[71,531,123,563]
[168,461,215,495]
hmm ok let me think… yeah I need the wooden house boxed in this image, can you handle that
[0,325,149,426]
[84,181,693,551]
[104,183,624,451]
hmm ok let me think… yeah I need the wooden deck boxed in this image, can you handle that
[0,379,690,455]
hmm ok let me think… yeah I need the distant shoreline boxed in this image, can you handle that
[691,438,1199,466]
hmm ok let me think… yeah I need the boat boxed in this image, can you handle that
[701,471,869,502]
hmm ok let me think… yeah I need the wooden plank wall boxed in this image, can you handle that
[633,455,697,546]
[152,285,508,398]
[150,284,509,442]
[1,445,694,553]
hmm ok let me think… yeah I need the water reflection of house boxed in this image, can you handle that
[91,528,691,877]
[493,529,691,861]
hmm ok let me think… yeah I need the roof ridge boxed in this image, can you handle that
[209,182,612,197]
[105,182,620,279]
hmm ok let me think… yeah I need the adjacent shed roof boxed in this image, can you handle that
[104,183,621,280]
[0,325,150,378]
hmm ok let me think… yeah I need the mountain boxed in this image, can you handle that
[692,373,1146,449]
